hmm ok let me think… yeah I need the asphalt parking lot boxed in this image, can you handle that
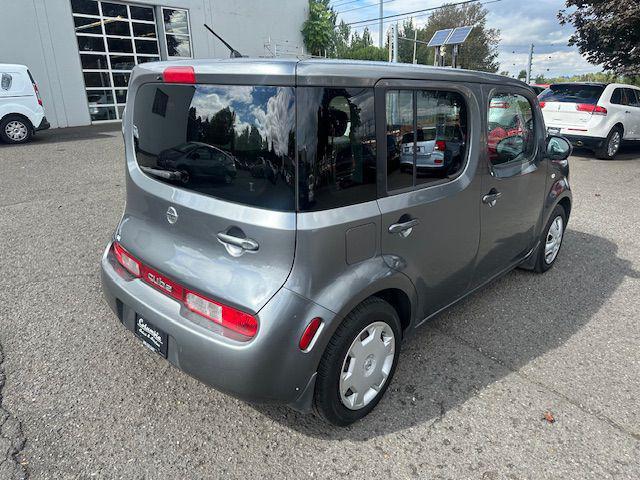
[0,125,639,479]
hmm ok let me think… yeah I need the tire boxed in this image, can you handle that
[534,204,567,273]
[0,115,33,144]
[313,297,401,426]
[595,126,622,160]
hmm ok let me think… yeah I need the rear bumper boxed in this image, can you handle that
[36,116,50,131]
[100,242,333,411]
[559,134,604,150]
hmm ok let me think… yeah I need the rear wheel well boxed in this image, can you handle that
[1,113,34,132]
[613,123,624,135]
[372,289,412,334]
[558,197,571,219]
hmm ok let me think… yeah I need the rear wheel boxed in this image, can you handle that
[313,297,401,426]
[0,115,33,144]
[595,126,622,159]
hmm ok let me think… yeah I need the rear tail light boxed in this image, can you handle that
[539,101,546,109]
[113,242,141,277]
[435,140,446,151]
[299,317,323,351]
[163,66,195,84]
[33,82,43,106]
[576,104,607,115]
[185,291,258,337]
[490,101,510,109]
[112,242,258,337]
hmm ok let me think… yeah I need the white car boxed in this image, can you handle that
[539,82,640,159]
[0,64,49,144]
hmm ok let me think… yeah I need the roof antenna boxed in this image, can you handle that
[204,24,244,58]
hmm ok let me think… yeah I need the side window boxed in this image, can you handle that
[297,88,377,211]
[610,88,625,105]
[487,93,536,167]
[625,89,640,107]
[386,89,468,191]
[1,73,12,91]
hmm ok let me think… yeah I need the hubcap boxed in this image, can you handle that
[544,215,564,265]
[608,131,621,157]
[339,321,395,410]
[5,121,28,141]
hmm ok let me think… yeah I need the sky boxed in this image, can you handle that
[332,0,601,78]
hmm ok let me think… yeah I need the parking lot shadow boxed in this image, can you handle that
[254,229,639,439]
[0,123,121,148]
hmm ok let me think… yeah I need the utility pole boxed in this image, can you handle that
[413,29,418,64]
[379,0,383,48]
[525,43,534,84]
[388,25,392,62]
[393,22,398,63]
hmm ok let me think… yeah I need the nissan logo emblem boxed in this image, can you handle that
[166,206,178,224]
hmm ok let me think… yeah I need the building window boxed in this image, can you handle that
[71,1,192,123]
[162,8,192,58]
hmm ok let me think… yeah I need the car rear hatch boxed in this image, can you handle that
[539,83,606,130]
[118,60,298,317]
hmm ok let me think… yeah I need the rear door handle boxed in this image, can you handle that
[388,218,419,237]
[482,189,502,207]
[217,232,259,251]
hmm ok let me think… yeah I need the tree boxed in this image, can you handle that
[517,69,527,80]
[302,0,336,56]
[559,1,640,76]
[394,3,500,71]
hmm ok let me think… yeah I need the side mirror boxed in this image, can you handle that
[546,135,572,162]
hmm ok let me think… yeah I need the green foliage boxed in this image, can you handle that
[394,3,500,72]
[517,69,527,80]
[302,0,337,56]
[534,71,640,87]
[559,0,640,76]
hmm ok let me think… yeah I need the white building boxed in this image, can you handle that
[0,0,307,128]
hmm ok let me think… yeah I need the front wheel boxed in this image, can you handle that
[534,205,567,273]
[313,297,401,426]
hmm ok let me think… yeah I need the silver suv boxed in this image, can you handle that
[101,59,573,425]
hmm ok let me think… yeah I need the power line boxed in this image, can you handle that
[330,0,362,9]
[342,0,502,30]
[336,0,399,15]
[343,0,480,26]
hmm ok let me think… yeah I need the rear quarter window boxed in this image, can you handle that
[133,84,296,211]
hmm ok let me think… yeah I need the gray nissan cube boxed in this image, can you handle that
[101,58,572,426]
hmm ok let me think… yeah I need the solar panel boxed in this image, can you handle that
[427,29,453,47]
[444,26,473,45]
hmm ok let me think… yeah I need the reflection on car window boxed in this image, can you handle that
[133,84,296,211]
[297,87,377,211]
[487,93,535,167]
[386,89,467,191]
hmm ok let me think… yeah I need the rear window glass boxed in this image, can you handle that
[133,84,296,211]
[538,84,605,105]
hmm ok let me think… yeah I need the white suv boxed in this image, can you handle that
[539,82,640,159]
[0,64,49,144]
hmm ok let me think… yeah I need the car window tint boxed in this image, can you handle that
[386,90,414,191]
[625,89,640,107]
[415,90,467,186]
[297,87,377,211]
[133,84,296,211]
[386,89,468,191]
[610,88,625,105]
[538,84,605,104]
[487,93,536,167]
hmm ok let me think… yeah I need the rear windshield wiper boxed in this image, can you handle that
[140,166,188,183]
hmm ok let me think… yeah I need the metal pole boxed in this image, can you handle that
[379,0,383,48]
[526,43,534,84]
[413,29,418,64]
[393,22,398,63]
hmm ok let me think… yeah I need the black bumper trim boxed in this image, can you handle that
[36,117,50,131]
[562,134,604,149]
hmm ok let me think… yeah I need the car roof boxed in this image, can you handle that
[133,57,529,89]
[0,63,29,72]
